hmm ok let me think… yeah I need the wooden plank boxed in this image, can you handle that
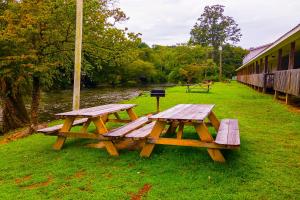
[194,122,214,142]
[208,111,220,131]
[238,74,264,87]
[140,121,166,157]
[126,122,156,138]
[37,118,88,134]
[194,122,225,162]
[150,104,189,120]
[126,108,138,120]
[80,118,92,133]
[176,123,184,139]
[53,118,74,150]
[166,122,179,134]
[87,104,135,118]
[113,113,121,120]
[58,132,98,139]
[215,119,240,146]
[104,116,150,137]
[103,141,119,156]
[149,138,239,149]
[288,69,300,96]
[55,104,136,118]
[106,119,132,123]
[150,104,214,122]
[56,104,116,117]
[274,69,300,96]
[92,117,108,134]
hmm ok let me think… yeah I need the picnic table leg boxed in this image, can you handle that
[140,121,166,157]
[92,117,119,156]
[126,108,138,121]
[208,111,220,131]
[113,113,121,121]
[166,122,178,135]
[194,122,225,162]
[92,116,108,134]
[101,114,109,124]
[177,123,184,139]
[53,117,75,150]
[80,118,92,133]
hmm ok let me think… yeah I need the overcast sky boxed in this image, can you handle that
[116,0,300,49]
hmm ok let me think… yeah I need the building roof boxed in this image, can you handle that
[237,23,300,71]
[242,43,273,64]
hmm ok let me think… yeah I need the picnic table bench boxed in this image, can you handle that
[140,104,240,162]
[37,118,89,135]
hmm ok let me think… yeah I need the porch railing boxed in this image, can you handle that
[274,69,300,96]
[264,73,274,88]
[237,74,264,87]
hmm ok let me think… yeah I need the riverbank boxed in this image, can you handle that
[0,82,299,199]
[0,84,172,135]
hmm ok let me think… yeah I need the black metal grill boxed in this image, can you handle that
[150,89,165,113]
[150,89,165,97]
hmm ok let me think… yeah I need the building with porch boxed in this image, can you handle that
[236,24,300,104]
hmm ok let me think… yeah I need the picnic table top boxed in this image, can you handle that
[55,104,136,118]
[149,104,214,122]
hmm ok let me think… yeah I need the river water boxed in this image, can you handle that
[28,85,170,122]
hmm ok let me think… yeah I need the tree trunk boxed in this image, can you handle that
[30,76,41,132]
[1,80,30,133]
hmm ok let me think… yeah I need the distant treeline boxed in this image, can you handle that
[53,43,248,89]
[0,0,247,133]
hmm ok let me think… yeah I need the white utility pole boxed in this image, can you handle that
[72,0,83,110]
[219,45,223,82]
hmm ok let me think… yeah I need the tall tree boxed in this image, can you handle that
[189,5,242,56]
[0,0,139,133]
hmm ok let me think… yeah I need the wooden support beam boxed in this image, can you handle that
[53,118,75,150]
[148,138,239,149]
[58,132,99,139]
[177,123,184,139]
[274,90,278,100]
[106,119,132,123]
[208,111,220,131]
[166,122,178,134]
[92,117,108,134]
[285,93,290,105]
[80,119,92,133]
[263,56,269,93]
[140,121,166,157]
[277,49,282,70]
[260,59,263,74]
[194,123,225,162]
[289,42,296,70]
[126,108,138,121]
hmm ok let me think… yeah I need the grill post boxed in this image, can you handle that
[156,96,160,113]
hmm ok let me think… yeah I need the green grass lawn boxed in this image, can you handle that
[0,82,300,199]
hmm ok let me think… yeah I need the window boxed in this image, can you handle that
[281,55,289,70]
[294,50,300,69]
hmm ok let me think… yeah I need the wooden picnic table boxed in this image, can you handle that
[186,81,212,93]
[52,104,138,151]
[140,104,240,162]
